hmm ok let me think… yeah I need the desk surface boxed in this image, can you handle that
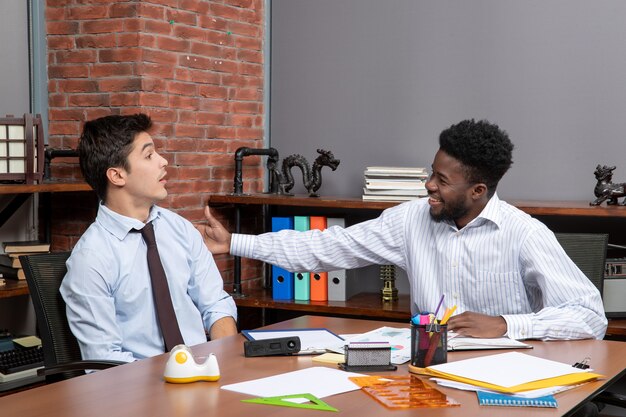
[1,316,625,417]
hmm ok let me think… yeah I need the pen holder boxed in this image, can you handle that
[410,323,447,368]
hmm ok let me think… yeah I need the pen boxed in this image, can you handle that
[440,305,457,325]
[433,294,445,319]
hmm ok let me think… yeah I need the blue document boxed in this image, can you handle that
[271,217,294,300]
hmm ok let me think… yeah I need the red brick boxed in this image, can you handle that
[48,121,81,135]
[110,3,139,18]
[91,63,135,78]
[199,85,228,99]
[229,101,260,114]
[222,74,262,88]
[84,108,118,120]
[167,81,197,96]
[225,0,254,8]
[47,37,75,50]
[227,21,260,38]
[200,100,228,113]
[49,65,89,79]
[99,48,142,63]
[144,19,172,36]
[98,78,142,92]
[178,167,211,180]
[196,112,226,126]
[48,94,68,107]
[139,92,167,107]
[190,42,235,60]
[179,0,210,14]
[138,63,175,79]
[229,88,261,101]
[175,124,206,138]
[138,3,165,20]
[58,79,99,93]
[237,49,262,64]
[68,94,110,107]
[165,138,197,152]
[198,15,228,32]
[184,68,221,85]
[208,126,236,139]
[76,34,116,48]
[82,20,124,34]
[143,49,178,65]
[165,9,197,26]
[235,127,263,140]
[47,21,80,35]
[197,139,228,153]
[49,109,85,121]
[174,153,212,166]
[108,93,139,106]
[148,108,177,122]
[239,8,263,25]
[157,36,190,52]
[123,17,142,32]
[174,26,206,42]
[239,62,262,77]
[55,50,97,64]
[118,33,143,47]
[178,110,196,124]
[210,4,240,20]
[67,5,108,20]
[234,36,262,51]
[228,114,255,127]
[169,95,199,110]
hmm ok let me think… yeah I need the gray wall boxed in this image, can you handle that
[270,0,626,200]
[0,0,30,116]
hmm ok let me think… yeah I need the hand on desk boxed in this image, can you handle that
[446,311,507,338]
[200,206,232,255]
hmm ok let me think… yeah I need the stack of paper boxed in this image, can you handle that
[362,166,428,201]
[410,352,603,394]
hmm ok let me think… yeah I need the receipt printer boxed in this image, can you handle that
[163,344,220,383]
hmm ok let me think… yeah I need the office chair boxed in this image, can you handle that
[554,233,626,409]
[20,252,124,383]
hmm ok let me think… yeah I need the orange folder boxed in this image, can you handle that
[309,216,328,301]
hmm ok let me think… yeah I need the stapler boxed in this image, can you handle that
[163,344,220,383]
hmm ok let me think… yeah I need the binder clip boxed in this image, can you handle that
[163,344,220,383]
[339,342,397,372]
[573,357,591,369]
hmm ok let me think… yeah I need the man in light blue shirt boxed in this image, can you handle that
[61,114,237,362]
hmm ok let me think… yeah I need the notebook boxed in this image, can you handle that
[476,391,558,408]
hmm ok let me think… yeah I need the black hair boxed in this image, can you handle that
[78,113,153,202]
[439,119,514,196]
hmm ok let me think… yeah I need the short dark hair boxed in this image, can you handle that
[78,113,153,202]
[439,119,514,196]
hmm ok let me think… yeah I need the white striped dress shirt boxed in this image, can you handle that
[231,194,607,340]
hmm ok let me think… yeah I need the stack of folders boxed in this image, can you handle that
[362,166,428,202]
[410,352,604,409]
[271,216,353,302]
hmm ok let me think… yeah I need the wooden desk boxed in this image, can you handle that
[1,316,625,417]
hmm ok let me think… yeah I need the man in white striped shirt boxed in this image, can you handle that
[203,119,607,341]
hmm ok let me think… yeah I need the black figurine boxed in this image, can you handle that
[268,149,340,197]
[590,165,626,206]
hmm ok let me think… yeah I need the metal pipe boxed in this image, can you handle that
[233,147,279,195]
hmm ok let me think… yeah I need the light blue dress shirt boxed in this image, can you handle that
[61,204,237,362]
[231,194,607,340]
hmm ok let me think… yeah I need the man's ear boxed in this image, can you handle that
[471,183,488,200]
[106,167,126,187]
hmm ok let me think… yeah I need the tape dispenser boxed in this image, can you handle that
[163,344,220,383]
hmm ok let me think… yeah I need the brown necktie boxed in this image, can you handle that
[140,221,184,352]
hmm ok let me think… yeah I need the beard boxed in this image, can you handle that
[429,194,470,223]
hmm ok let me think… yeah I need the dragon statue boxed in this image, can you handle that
[268,149,341,197]
[590,164,626,206]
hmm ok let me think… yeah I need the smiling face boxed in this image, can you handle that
[425,149,481,229]
[115,131,169,208]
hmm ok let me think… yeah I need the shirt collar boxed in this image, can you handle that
[470,192,503,229]
[97,204,163,241]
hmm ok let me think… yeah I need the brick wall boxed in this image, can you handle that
[45,0,265,290]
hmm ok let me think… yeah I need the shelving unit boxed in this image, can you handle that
[209,193,626,334]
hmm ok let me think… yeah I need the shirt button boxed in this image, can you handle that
[453,293,459,299]
[451,261,458,267]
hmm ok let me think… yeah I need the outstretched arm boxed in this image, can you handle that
[200,205,232,255]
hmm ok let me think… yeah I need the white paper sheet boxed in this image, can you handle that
[428,352,588,388]
[220,367,363,399]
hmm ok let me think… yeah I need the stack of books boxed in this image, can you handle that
[362,166,429,201]
[0,240,51,280]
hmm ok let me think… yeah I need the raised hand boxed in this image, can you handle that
[199,205,232,255]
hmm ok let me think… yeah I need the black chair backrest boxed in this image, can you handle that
[554,233,608,295]
[20,251,84,381]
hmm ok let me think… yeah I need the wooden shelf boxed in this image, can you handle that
[235,289,411,320]
[209,193,626,217]
[0,181,91,195]
[0,280,29,299]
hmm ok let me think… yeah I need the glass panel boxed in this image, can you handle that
[9,159,25,173]
[0,125,7,140]
[9,142,25,157]
[0,160,7,173]
[8,125,24,140]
